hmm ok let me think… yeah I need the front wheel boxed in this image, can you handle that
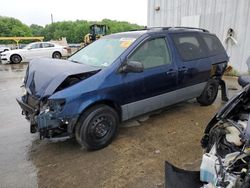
[197,79,219,106]
[75,105,119,150]
[10,54,22,64]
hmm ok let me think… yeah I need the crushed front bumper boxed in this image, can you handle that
[36,110,78,139]
[16,96,78,139]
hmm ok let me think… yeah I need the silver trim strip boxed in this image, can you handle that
[121,82,207,120]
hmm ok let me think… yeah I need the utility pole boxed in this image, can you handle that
[51,14,54,24]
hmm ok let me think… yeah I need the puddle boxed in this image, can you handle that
[0,64,37,187]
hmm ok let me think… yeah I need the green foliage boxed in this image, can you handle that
[102,19,144,34]
[30,24,44,36]
[41,19,144,43]
[43,20,90,43]
[0,16,144,44]
[0,16,32,43]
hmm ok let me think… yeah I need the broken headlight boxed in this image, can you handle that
[47,99,66,112]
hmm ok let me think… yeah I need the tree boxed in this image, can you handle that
[0,16,144,44]
[30,24,44,36]
[42,19,143,43]
[0,16,32,37]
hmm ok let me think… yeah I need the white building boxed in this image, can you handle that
[147,0,250,73]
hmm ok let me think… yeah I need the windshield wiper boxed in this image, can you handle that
[70,60,81,64]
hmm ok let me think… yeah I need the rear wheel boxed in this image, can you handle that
[197,79,219,106]
[52,52,62,59]
[10,54,22,64]
[75,105,119,150]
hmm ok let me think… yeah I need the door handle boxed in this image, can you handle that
[166,69,177,75]
[178,66,189,73]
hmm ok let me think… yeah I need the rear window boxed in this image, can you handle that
[172,34,207,61]
[201,34,225,55]
[43,43,55,48]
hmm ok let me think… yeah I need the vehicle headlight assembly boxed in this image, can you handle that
[47,99,66,112]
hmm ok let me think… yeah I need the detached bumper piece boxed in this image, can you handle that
[165,161,202,188]
[16,97,35,115]
[16,97,38,133]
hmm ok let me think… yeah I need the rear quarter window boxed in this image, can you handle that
[43,43,55,48]
[201,34,225,56]
[172,33,207,61]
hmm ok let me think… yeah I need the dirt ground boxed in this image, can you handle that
[0,63,240,188]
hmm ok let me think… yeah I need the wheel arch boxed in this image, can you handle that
[72,99,122,133]
[52,51,62,58]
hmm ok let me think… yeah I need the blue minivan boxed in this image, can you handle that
[17,27,229,150]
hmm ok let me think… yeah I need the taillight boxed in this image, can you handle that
[64,47,71,53]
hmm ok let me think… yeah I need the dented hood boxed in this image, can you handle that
[24,58,101,98]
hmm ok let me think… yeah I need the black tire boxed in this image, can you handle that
[10,54,22,64]
[52,51,62,59]
[75,105,119,150]
[197,79,219,106]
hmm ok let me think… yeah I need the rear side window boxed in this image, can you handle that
[201,34,225,55]
[172,34,206,61]
[43,43,55,48]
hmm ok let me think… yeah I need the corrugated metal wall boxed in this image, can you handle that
[147,0,250,73]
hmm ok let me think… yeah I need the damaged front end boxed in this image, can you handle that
[17,96,77,139]
[17,58,101,139]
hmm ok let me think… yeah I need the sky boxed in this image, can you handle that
[0,0,148,26]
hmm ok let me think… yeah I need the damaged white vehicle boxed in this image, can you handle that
[165,76,250,188]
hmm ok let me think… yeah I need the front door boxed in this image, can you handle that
[122,37,178,119]
[25,42,44,60]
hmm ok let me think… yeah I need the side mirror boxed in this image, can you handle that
[120,60,144,73]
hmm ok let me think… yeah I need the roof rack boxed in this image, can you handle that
[146,27,171,30]
[147,26,209,33]
[129,28,148,32]
[169,27,209,32]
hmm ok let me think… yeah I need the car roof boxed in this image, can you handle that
[28,41,55,45]
[106,27,212,39]
[105,30,147,39]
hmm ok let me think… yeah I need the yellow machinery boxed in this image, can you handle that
[84,24,108,45]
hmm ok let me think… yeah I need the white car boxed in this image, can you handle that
[1,42,69,64]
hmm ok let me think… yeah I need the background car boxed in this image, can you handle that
[0,45,11,63]
[0,42,69,64]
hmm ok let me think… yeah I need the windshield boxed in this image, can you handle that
[91,26,105,35]
[68,37,136,67]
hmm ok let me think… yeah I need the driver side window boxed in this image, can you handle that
[128,38,171,69]
[31,43,42,49]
